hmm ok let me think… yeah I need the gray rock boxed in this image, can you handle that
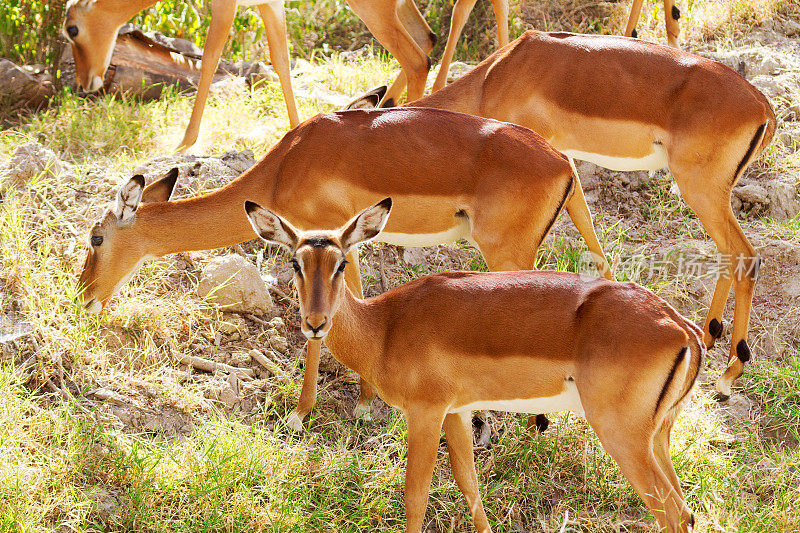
[196,255,273,314]
[0,142,73,191]
[0,59,54,108]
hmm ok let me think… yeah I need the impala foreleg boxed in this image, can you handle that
[291,338,322,431]
[443,412,491,532]
[176,0,236,152]
[432,0,478,92]
[257,2,300,128]
[404,409,446,532]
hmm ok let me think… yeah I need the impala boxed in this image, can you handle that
[77,107,612,431]
[625,0,682,47]
[349,30,775,402]
[63,0,507,151]
[245,197,704,533]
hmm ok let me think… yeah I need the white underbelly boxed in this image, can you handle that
[450,380,584,416]
[563,144,669,172]
[378,218,471,247]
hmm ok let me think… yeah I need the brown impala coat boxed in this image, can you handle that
[359,29,774,402]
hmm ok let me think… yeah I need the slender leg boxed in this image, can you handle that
[289,338,321,431]
[492,0,509,47]
[595,430,694,532]
[404,409,446,532]
[663,0,681,47]
[624,0,646,39]
[564,163,614,280]
[344,249,378,420]
[176,0,236,152]
[652,424,685,500]
[432,0,478,92]
[257,1,300,128]
[348,0,430,106]
[675,181,758,400]
[443,412,491,532]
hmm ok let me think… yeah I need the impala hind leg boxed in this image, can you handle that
[653,423,685,500]
[344,249,378,421]
[349,0,433,107]
[176,0,236,152]
[432,0,478,92]
[492,0,510,48]
[443,412,491,532]
[257,2,300,128]
[405,409,447,532]
[675,183,759,400]
[565,165,614,280]
[596,431,694,532]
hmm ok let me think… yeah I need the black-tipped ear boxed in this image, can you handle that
[244,201,299,250]
[343,85,387,110]
[114,175,145,223]
[340,197,392,250]
[141,168,179,203]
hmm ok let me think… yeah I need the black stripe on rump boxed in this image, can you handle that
[732,122,767,185]
[655,347,688,415]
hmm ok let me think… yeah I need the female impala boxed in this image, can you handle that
[77,107,612,432]
[245,198,704,533]
[350,29,776,402]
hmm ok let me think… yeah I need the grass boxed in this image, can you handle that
[2,1,800,531]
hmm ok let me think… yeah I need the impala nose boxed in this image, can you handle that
[305,316,327,336]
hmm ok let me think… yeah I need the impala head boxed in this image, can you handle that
[245,198,392,340]
[63,0,123,92]
[78,168,179,312]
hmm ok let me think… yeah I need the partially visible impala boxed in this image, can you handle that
[77,107,612,431]
[349,30,775,401]
[245,197,704,533]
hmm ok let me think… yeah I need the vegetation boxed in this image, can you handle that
[1,0,800,532]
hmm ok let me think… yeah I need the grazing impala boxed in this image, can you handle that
[245,198,704,533]
[349,30,776,402]
[77,107,612,431]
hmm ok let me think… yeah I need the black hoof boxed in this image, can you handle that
[631,28,638,38]
[713,392,730,402]
[736,339,751,362]
[535,414,550,433]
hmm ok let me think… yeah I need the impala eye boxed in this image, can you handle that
[66,25,79,39]
[291,259,301,273]
[336,260,348,273]
[91,235,103,247]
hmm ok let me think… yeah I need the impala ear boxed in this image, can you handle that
[244,201,299,250]
[141,167,179,203]
[113,175,145,223]
[343,85,387,110]
[339,198,392,251]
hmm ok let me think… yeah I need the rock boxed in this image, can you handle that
[0,142,73,191]
[733,183,770,216]
[196,255,273,314]
[220,149,256,174]
[267,328,289,354]
[219,384,240,409]
[402,247,427,265]
[765,181,800,220]
[217,314,248,337]
[319,346,344,374]
[0,59,54,108]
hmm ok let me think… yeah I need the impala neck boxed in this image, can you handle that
[325,284,381,383]
[135,174,265,257]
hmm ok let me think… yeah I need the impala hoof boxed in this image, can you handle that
[713,392,730,402]
[287,411,305,432]
[353,402,372,422]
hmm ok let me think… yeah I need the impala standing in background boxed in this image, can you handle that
[77,107,612,432]
[245,197,704,533]
[350,30,775,401]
